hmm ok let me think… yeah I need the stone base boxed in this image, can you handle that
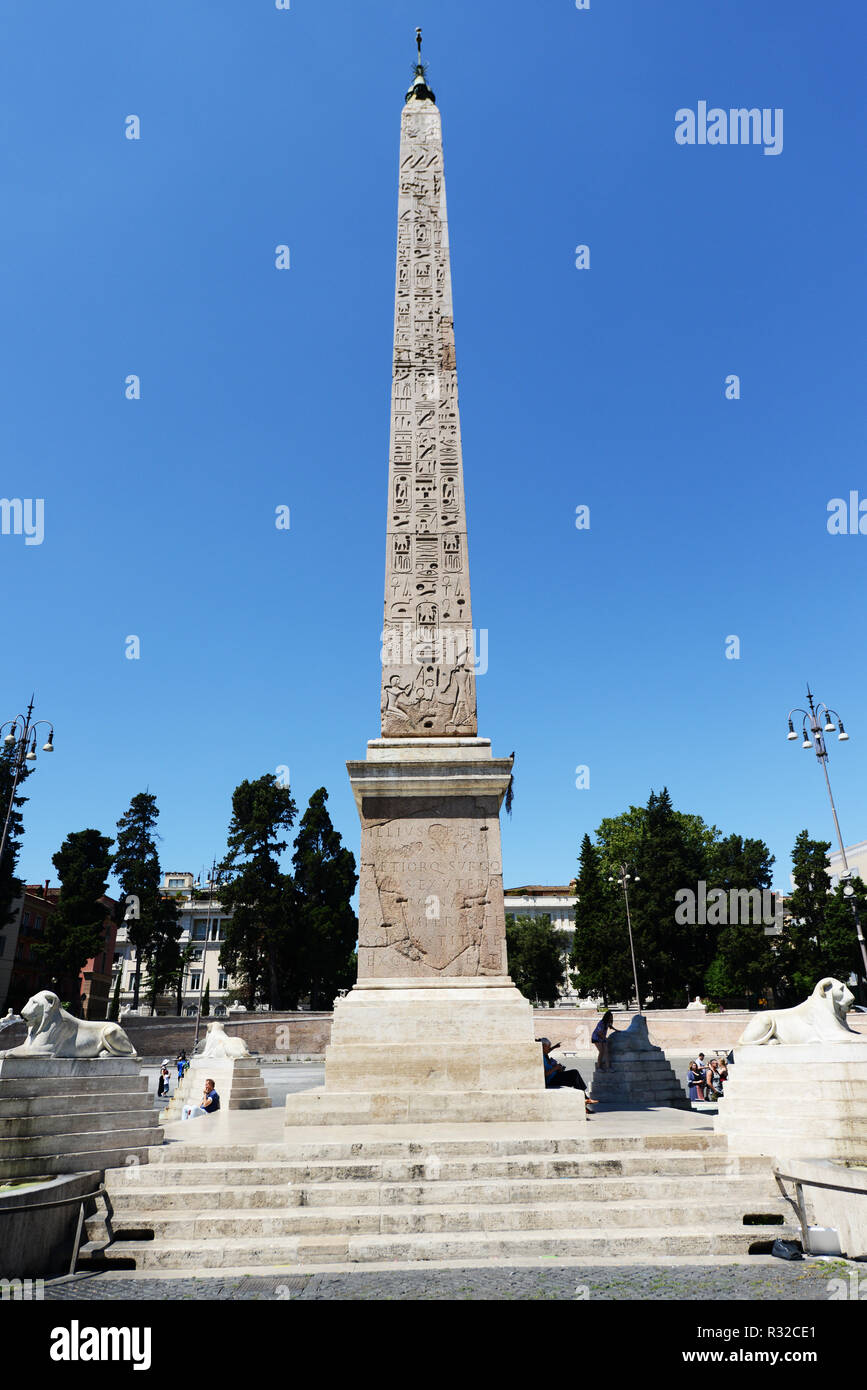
[284,977,583,1127]
[162,1058,270,1122]
[589,1015,691,1108]
[715,1041,867,1162]
[0,1058,163,1180]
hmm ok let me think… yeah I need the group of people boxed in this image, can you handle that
[687,1052,729,1102]
[156,1051,191,1100]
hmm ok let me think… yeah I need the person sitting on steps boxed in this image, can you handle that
[538,1038,598,1113]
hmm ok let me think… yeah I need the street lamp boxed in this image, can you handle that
[192,859,223,1054]
[0,697,55,869]
[608,863,643,1013]
[786,686,867,981]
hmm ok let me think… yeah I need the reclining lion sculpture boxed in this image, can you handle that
[738,977,863,1046]
[0,990,137,1059]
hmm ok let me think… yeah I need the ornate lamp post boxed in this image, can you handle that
[786,686,867,981]
[0,697,55,868]
[608,863,643,1013]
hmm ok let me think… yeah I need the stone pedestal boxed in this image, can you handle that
[285,739,584,1127]
[0,1058,163,1180]
[589,1015,690,1108]
[285,977,584,1124]
[715,1042,867,1162]
[163,1058,270,1122]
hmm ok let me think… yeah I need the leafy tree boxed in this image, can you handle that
[782,831,866,1000]
[702,834,776,1003]
[288,788,358,1010]
[33,828,114,1012]
[0,741,31,938]
[505,913,565,1005]
[201,979,210,1016]
[142,892,183,1015]
[631,788,708,1007]
[172,943,197,1016]
[595,802,719,888]
[570,834,634,1006]
[112,793,164,1009]
[108,967,122,1021]
[219,774,297,1011]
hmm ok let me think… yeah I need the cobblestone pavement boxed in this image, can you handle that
[44,1261,850,1301]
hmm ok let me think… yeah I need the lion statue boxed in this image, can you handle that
[0,991,138,1059]
[198,1020,250,1060]
[738,977,864,1046]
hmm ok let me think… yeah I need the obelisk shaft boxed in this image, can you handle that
[380,89,477,737]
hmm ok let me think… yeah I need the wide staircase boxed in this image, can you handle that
[79,1129,794,1271]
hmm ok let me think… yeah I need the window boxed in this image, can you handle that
[218,971,227,990]
[168,877,186,888]
[190,973,201,991]
[192,923,207,941]
[184,1006,197,1017]
[22,912,30,928]
[191,948,203,962]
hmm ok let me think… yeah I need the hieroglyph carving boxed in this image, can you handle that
[381,99,478,736]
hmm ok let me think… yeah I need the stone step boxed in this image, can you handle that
[0,1144,161,1181]
[107,1149,771,1186]
[91,1195,789,1241]
[160,1132,726,1164]
[0,1076,150,1099]
[0,1107,160,1138]
[80,1223,795,1270]
[103,1172,782,1212]
[0,1091,155,1119]
[0,1125,164,1160]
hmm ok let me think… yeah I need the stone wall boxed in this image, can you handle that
[2,1007,864,1060]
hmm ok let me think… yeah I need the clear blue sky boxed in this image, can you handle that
[2,0,864,898]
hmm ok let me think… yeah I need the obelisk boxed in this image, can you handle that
[285,34,583,1125]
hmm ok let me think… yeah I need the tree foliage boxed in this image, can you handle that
[0,743,31,934]
[570,834,634,1007]
[781,831,866,1001]
[218,775,297,1011]
[113,793,165,1009]
[287,788,357,1010]
[506,913,565,1005]
[34,828,114,1012]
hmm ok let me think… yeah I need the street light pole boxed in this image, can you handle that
[0,697,55,868]
[786,686,867,982]
[192,858,220,1055]
[609,863,643,1014]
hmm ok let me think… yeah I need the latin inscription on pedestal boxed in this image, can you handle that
[357,796,507,976]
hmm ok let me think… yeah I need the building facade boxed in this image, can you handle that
[503,883,589,1005]
[112,872,233,1016]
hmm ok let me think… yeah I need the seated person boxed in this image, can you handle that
[181,1077,221,1120]
[538,1038,597,1108]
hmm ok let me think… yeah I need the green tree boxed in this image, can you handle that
[219,774,297,1011]
[631,788,709,1007]
[107,967,122,1021]
[112,793,164,1009]
[570,834,634,1006]
[0,741,31,938]
[142,892,183,1015]
[505,913,565,1005]
[702,834,776,1003]
[201,979,210,1016]
[34,828,114,1013]
[783,831,866,1000]
[289,788,358,1010]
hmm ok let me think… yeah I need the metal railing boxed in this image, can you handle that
[774,1167,866,1250]
[0,1181,112,1274]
